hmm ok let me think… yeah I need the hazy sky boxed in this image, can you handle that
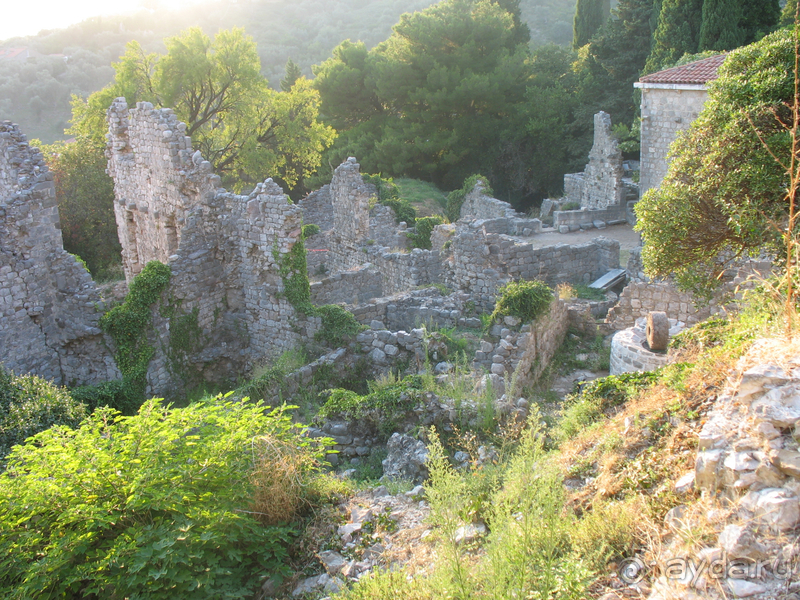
[2,0,204,43]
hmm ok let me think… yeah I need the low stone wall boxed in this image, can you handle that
[609,318,682,375]
[606,281,723,331]
[310,265,384,306]
[459,180,519,221]
[445,226,620,311]
[473,298,569,390]
[347,289,482,331]
[553,204,628,233]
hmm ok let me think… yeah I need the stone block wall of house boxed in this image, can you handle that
[638,86,709,195]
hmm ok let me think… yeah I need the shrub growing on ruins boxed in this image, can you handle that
[314,304,365,347]
[363,173,417,225]
[490,280,553,325]
[445,174,493,222]
[69,379,141,416]
[0,397,332,599]
[0,367,87,465]
[408,215,445,250]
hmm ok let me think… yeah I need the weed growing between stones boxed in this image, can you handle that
[362,173,416,225]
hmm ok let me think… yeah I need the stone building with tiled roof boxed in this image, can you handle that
[634,54,726,195]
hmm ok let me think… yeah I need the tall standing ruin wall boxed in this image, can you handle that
[106,99,308,395]
[0,122,118,385]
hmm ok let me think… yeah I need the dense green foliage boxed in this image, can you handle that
[644,0,704,72]
[0,397,324,599]
[408,216,446,250]
[446,174,493,222]
[490,280,554,324]
[37,139,121,280]
[69,379,141,416]
[2,0,576,145]
[635,28,794,296]
[0,367,87,464]
[99,261,171,398]
[362,174,417,225]
[71,27,334,194]
[314,304,365,347]
[313,0,578,205]
[319,375,425,437]
[573,0,606,48]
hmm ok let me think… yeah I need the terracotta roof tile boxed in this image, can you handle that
[639,54,727,85]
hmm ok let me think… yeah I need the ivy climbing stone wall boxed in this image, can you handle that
[106,100,309,396]
[0,121,118,385]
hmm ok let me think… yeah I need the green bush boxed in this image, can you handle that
[490,280,553,325]
[556,371,658,442]
[363,173,416,225]
[315,304,365,347]
[319,375,425,438]
[0,396,326,599]
[408,215,445,250]
[0,367,87,464]
[560,201,581,211]
[69,379,141,415]
[445,174,492,222]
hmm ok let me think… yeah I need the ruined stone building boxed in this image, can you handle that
[635,53,726,195]
[0,121,117,386]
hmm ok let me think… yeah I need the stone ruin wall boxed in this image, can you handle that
[459,180,520,221]
[0,122,118,385]
[106,99,308,395]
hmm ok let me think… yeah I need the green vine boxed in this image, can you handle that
[167,306,206,386]
[100,261,171,397]
[408,215,445,250]
[273,229,364,346]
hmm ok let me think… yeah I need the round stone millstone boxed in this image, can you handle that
[646,311,669,351]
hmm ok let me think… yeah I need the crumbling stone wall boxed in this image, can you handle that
[563,112,629,210]
[638,86,708,195]
[107,100,308,396]
[0,121,118,385]
[606,281,722,330]
[299,185,334,232]
[459,180,519,221]
[310,265,384,306]
[473,298,568,388]
[442,222,620,310]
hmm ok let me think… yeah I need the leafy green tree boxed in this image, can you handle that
[313,0,540,200]
[37,139,121,280]
[739,0,781,43]
[635,28,794,296]
[573,0,605,48]
[783,0,798,27]
[281,58,303,91]
[573,0,657,134]
[644,0,703,72]
[71,27,334,192]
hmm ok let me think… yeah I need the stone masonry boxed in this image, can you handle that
[0,121,118,385]
[106,99,309,395]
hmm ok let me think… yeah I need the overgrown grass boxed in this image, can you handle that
[395,178,447,216]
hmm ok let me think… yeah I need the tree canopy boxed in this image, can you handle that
[635,28,795,296]
[71,27,334,193]
[312,0,588,205]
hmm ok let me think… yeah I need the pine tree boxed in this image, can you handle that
[573,0,605,48]
[280,58,302,92]
[644,0,703,72]
[698,0,744,51]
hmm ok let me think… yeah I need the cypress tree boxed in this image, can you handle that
[644,0,703,73]
[573,0,605,48]
[698,0,744,51]
[739,0,780,44]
